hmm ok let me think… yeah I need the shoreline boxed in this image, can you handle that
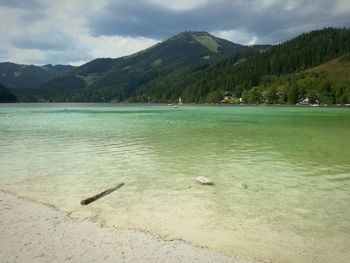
[1,102,350,107]
[0,190,259,263]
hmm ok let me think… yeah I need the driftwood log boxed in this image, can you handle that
[81,183,125,205]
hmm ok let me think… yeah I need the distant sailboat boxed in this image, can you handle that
[173,97,182,108]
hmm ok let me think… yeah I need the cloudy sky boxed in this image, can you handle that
[0,0,349,66]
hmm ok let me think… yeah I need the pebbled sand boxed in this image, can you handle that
[0,191,257,263]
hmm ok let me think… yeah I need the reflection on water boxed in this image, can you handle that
[0,104,349,262]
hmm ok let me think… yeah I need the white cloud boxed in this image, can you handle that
[253,0,303,11]
[147,0,207,10]
[69,60,89,67]
[247,36,258,46]
[333,0,350,15]
[0,46,46,65]
[211,29,260,45]
[254,0,279,8]
[78,34,158,60]
[284,1,297,10]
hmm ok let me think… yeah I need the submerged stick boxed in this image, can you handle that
[81,183,125,205]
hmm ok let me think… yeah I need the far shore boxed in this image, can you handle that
[0,190,258,263]
[1,102,350,108]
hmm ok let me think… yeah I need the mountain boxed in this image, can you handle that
[180,28,350,103]
[0,84,17,102]
[24,31,262,102]
[7,28,350,104]
[0,62,75,90]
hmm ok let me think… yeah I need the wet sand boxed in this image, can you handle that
[0,191,257,263]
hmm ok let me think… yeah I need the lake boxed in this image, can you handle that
[0,103,349,262]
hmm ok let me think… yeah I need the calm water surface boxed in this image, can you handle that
[0,103,349,262]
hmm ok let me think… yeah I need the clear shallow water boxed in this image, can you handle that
[0,103,349,262]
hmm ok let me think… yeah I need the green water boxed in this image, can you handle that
[0,104,349,262]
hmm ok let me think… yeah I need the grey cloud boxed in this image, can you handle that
[21,9,47,22]
[0,47,7,59]
[8,28,92,65]
[44,50,91,65]
[0,0,47,23]
[11,30,75,51]
[87,0,350,43]
[15,50,91,66]
[87,1,241,39]
[0,0,43,9]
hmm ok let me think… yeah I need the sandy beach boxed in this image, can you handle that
[0,191,258,263]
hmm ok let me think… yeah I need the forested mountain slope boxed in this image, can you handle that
[177,28,350,103]
[10,28,350,104]
[0,63,74,89]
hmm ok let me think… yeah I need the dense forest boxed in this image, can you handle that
[174,27,350,104]
[4,28,350,104]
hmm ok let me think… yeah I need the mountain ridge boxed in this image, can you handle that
[20,31,253,102]
[174,27,350,103]
[2,28,349,104]
[0,62,75,90]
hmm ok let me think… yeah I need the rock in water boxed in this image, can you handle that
[195,176,214,185]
